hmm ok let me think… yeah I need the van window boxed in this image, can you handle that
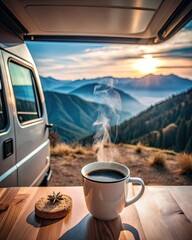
[9,61,41,123]
[0,78,7,131]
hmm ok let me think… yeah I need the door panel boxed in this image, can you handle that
[0,51,17,186]
[2,50,50,186]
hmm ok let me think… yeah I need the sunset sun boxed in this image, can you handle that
[136,55,159,74]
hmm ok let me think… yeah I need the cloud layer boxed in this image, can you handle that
[27,23,192,80]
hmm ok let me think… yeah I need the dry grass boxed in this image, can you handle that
[120,143,176,156]
[50,143,71,156]
[144,146,176,156]
[104,143,111,148]
[160,149,177,156]
[74,147,87,155]
[176,153,192,174]
[148,152,166,167]
[135,142,143,154]
[49,143,192,186]
[51,143,94,156]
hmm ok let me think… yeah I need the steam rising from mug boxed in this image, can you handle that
[93,78,122,162]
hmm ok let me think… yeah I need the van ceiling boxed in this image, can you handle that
[1,0,192,44]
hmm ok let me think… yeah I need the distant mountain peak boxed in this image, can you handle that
[168,74,178,78]
[141,73,164,79]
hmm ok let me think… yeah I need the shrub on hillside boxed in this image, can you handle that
[49,131,60,147]
[176,152,192,174]
[51,143,72,156]
[148,152,166,167]
[135,142,143,154]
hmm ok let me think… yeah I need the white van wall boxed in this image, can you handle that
[0,23,50,186]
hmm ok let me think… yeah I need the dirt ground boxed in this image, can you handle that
[48,144,192,186]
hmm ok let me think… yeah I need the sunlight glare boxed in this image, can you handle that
[136,55,159,74]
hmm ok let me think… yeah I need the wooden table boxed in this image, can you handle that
[0,186,191,240]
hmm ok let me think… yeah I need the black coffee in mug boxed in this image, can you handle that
[86,169,126,182]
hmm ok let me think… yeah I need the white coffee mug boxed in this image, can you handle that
[81,161,145,221]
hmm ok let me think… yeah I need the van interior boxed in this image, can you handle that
[1,0,191,44]
[0,0,191,187]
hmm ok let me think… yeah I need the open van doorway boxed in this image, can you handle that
[0,0,191,187]
[26,20,192,186]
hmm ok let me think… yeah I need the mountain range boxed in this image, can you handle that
[40,74,192,143]
[115,74,192,91]
[44,91,131,142]
[41,74,192,93]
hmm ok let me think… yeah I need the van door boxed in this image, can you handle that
[0,50,17,187]
[2,50,50,186]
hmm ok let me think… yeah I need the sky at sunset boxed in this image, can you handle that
[27,21,192,81]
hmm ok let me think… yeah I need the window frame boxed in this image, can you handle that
[8,59,43,126]
[0,69,8,132]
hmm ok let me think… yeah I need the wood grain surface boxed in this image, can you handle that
[0,186,191,240]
